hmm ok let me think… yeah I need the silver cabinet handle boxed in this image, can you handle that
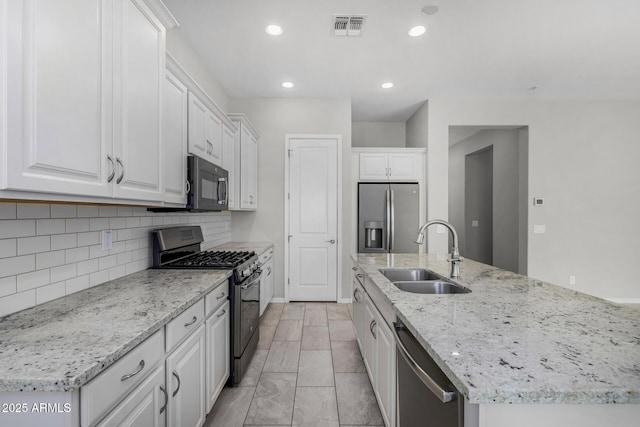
[326,239,336,244]
[116,157,124,184]
[120,360,145,382]
[369,319,377,339]
[356,273,364,279]
[216,309,226,318]
[185,179,191,194]
[353,288,360,302]
[184,316,197,327]
[216,292,226,300]
[393,322,456,403]
[107,155,116,183]
[352,267,358,271]
[159,384,168,414]
[267,266,271,276]
[172,370,181,397]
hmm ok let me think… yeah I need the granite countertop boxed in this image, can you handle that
[213,241,274,256]
[0,269,230,392]
[355,253,640,404]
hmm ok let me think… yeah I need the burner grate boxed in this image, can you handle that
[168,250,254,268]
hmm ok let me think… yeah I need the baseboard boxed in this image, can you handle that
[338,298,353,304]
[605,298,640,304]
[270,297,287,303]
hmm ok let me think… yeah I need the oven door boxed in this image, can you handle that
[187,156,229,211]
[234,269,261,357]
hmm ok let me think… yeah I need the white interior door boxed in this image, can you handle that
[289,137,338,301]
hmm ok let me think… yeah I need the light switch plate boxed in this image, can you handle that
[471,220,479,227]
[533,225,546,234]
[101,230,113,250]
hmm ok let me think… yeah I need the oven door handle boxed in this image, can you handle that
[240,269,262,290]
[393,322,456,403]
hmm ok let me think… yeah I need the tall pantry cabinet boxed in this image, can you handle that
[1,0,177,202]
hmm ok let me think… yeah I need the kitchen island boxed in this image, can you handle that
[355,253,640,426]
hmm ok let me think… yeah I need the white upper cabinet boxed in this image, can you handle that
[162,70,188,204]
[359,151,420,181]
[228,114,259,211]
[221,124,236,207]
[2,0,177,203]
[187,91,229,168]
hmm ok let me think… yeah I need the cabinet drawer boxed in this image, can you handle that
[81,329,164,427]
[166,298,205,352]
[205,279,229,317]
[258,248,274,264]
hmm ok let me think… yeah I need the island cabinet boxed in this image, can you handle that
[1,0,177,204]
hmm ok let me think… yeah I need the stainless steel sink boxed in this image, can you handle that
[378,268,471,294]
[378,268,444,282]
[393,280,471,294]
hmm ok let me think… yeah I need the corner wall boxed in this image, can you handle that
[352,122,405,147]
[428,98,640,300]
[228,98,352,301]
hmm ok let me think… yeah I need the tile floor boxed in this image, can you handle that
[204,302,384,426]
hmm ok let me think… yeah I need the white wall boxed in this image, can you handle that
[406,102,429,148]
[228,98,352,301]
[449,129,522,273]
[352,122,405,147]
[428,98,640,300]
[0,202,231,317]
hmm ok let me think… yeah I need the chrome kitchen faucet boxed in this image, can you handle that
[415,220,464,278]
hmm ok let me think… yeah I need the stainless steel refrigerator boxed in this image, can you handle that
[358,183,420,253]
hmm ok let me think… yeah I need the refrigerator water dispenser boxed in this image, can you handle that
[364,221,383,249]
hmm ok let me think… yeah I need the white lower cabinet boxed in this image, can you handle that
[205,301,230,412]
[259,249,274,315]
[166,324,206,427]
[97,364,166,427]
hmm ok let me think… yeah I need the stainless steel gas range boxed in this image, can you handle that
[151,226,260,385]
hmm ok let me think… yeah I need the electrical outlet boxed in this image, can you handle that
[101,230,112,250]
[569,275,576,285]
[471,220,479,227]
[533,225,546,234]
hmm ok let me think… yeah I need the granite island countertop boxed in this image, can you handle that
[355,253,640,404]
[0,269,230,392]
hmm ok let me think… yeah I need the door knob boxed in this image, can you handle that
[326,239,336,244]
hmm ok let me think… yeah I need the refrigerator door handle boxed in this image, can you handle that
[390,189,395,252]
[386,189,391,251]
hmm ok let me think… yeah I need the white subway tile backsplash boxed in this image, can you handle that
[77,206,99,218]
[51,204,77,218]
[36,250,66,270]
[51,234,77,251]
[0,255,35,277]
[0,239,17,258]
[0,203,231,317]
[0,203,17,219]
[36,281,66,304]
[66,218,90,233]
[17,236,51,255]
[51,264,76,283]
[17,203,50,219]
[0,220,36,238]
[0,290,36,317]
[0,277,17,298]
[36,219,68,236]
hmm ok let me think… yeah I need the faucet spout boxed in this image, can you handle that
[415,219,463,278]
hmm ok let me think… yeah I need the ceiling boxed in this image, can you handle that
[163,0,640,122]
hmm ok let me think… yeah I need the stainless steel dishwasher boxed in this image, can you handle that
[394,319,464,427]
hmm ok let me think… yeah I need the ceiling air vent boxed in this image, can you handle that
[333,15,367,37]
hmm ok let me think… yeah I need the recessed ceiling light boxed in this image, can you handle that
[408,25,427,37]
[281,81,295,88]
[381,82,394,89]
[265,24,283,36]
[422,5,440,15]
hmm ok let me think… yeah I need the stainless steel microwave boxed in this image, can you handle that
[187,155,228,211]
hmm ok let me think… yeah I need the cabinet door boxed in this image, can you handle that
[352,279,365,352]
[162,70,188,204]
[205,111,222,165]
[97,365,167,427]
[166,325,206,427]
[187,92,208,160]
[222,124,235,207]
[363,296,377,379]
[4,0,112,197]
[111,0,164,201]
[260,258,274,315]
[205,301,230,412]
[250,134,258,208]
[374,315,396,427]
[388,153,418,181]
[359,153,389,180]
[239,125,254,209]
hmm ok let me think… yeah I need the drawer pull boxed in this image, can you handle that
[159,384,168,414]
[184,316,198,327]
[172,370,181,397]
[120,360,145,382]
[216,292,226,300]
[369,320,377,339]
[216,309,226,318]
